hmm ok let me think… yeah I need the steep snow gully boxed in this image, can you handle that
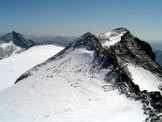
[0,28,162,122]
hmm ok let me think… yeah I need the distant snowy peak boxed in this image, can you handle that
[0,31,34,48]
[0,31,34,59]
[95,28,128,48]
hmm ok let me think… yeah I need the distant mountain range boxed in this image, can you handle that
[21,34,77,47]
[32,36,77,47]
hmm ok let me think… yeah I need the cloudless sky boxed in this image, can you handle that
[0,0,162,40]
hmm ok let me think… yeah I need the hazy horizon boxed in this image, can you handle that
[0,0,162,40]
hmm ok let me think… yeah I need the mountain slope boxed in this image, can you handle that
[0,31,34,59]
[0,45,64,91]
[0,28,162,122]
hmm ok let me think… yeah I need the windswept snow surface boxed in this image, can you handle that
[128,63,162,92]
[95,29,127,48]
[0,45,64,91]
[0,48,146,122]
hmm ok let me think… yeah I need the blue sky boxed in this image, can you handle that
[0,0,162,40]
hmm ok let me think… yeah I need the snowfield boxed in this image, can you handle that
[0,45,64,91]
[95,29,127,48]
[0,48,146,122]
[128,63,162,92]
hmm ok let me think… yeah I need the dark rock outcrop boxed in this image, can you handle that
[102,28,162,121]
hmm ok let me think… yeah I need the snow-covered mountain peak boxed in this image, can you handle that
[68,28,129,50]
[0,31,34,59]
[0,31,34,48]
[95,28,129,48]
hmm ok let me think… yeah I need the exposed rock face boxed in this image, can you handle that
[15,28,162,121]
[100,29,162,121]
[104,30,162,91]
